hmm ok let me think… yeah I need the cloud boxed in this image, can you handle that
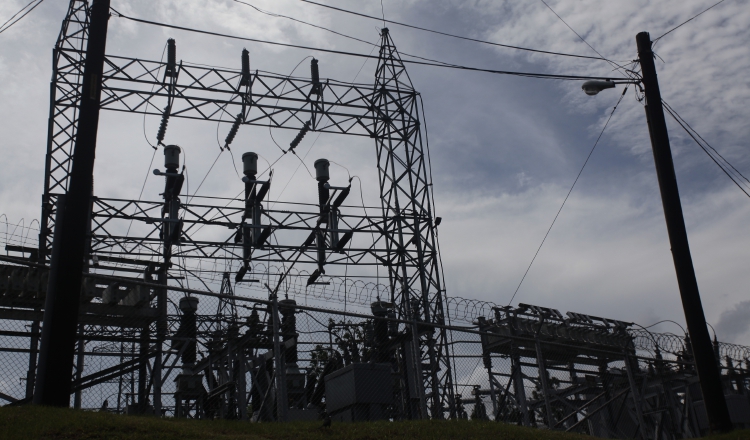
[716,301,750,343]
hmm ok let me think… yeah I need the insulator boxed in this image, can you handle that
[310,58,320,94]
[163,144,180,169]
[242,152,258,177]
[313,157,329,182]
[156,105,171,145]
[166,38,177,78]
[240,48,251,86]
[224,113,242,150]
[289,121,310,151]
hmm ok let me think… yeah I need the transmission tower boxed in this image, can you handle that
[372,28,454,417]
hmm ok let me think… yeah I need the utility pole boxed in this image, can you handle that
[33,0,110,406]
[636,31,733,433]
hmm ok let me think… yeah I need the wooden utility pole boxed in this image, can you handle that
[34,0,110,406]
[636,31,732,433]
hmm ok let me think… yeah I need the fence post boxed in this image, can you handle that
[624,352,648,439]
[271,293,288,421]
[534,338,555,428]
[511,342,530,426]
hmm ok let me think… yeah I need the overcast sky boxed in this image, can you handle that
[1,0,749,343]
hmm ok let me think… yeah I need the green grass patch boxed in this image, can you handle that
[1,405,749,440]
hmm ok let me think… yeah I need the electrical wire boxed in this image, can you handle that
[113,147,159,276]
[662,100,750,198]
[538,0,635,81]
[0,0,44,35]
[267,54,315,182]
[270,43,377,208]
[415,93,459,394]
[187,150,224,205]
[109,10,623,82]
[653,0,728,44]
[226,149,242,180]
[0,0,37,30]
[507,85,629,306]
[234,0,374,47]
[298,0,606,61]
[662,100,750,186]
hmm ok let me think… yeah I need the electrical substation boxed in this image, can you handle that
[0,1,748,438]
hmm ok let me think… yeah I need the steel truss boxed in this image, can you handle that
[471,303,750,438]
[13,1,746,433]
[36,0,455,418]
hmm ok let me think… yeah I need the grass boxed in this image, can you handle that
[1,406,749,440]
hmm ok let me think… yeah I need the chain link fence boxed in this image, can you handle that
[1,222,749,438]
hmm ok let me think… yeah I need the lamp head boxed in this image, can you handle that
[582,79,616,96]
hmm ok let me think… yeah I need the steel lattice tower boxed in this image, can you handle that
[39,0,91,264]
[373,29,455,417]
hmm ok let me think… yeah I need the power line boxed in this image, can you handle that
[187,150,224,205]
[271,43,376,208]
[663,100,750,186]
[662,100,750,198]
[653,0,729,43]
[539,0,637,81]
[0,0,44,35]
[110,10,623,82]
[507,86,629,306]
[233,0,374,47]
[539,0,606,60]
[234,0,458,68]
[299,0,606,61]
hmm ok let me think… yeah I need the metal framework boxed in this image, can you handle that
[34,0,455,419]
[0,1,742,436]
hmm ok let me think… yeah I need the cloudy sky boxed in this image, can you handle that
[0,0,749,343]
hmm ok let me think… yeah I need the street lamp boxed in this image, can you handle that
[579,32,734,433]
[581,79,616,95]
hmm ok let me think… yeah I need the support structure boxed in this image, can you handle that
[636,31,733,433]
[34,0,110,406]
[30,1,456,416]
[372,28,454,418]
[5,3,745,433]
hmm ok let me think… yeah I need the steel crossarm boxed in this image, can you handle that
[94,53,393,137]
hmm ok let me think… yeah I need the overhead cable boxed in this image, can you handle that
[507,85,629,306]
[234,0,374,47]
[653,0,729,44]
[662,100,750,198]
[539,0,636,81]
[0,0,44,35]
[109,10,623,82]
[298,0,605,61]
[233,0,456,68]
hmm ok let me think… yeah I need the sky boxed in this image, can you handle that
[0,0,749,343]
